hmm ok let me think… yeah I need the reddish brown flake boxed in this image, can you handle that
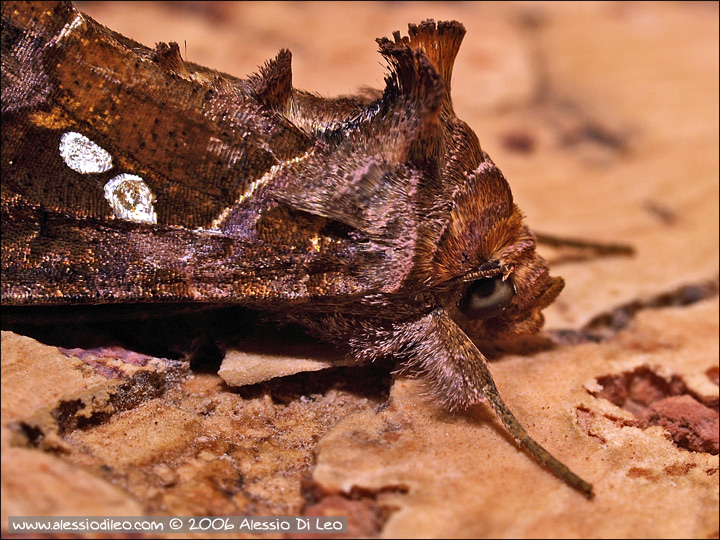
[636,395,719,454]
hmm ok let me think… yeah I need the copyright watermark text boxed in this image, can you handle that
[8,516,348,534]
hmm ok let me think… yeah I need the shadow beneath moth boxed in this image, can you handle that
[1,1,593,497]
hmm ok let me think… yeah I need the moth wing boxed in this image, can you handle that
[262,20,469,289]
[0,1,326,304]
[1,5,463,305]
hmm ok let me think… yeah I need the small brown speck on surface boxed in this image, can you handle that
[707,366,719,386]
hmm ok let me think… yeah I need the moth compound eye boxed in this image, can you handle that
[459,275,515,319]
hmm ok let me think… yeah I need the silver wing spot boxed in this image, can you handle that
[59,131,113,174]
[103,174,158,224]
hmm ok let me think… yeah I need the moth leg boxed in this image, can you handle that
[407,308,594,499]
[535,232,634,257]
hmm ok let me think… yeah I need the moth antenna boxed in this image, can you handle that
[483,376,595,499]
[250,48,293,112]
[151,42,189,77]
[409,309,594,498]
[535,232,635,257]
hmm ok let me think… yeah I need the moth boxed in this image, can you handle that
[2,1,594,497]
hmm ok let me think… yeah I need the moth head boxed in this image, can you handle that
[375,21,562,343]
[428,150,564,344]
[451,248,564,346]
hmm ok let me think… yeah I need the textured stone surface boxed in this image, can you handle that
[312,298,719,538]
[219,341,349,387]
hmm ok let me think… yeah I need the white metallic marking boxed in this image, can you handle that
[52,13,85,43]
[207,137,244,167]
[199,148,315,232]
[59,131,113,174]
[103,174,158,224]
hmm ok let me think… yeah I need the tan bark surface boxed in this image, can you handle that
[2,2,718,538]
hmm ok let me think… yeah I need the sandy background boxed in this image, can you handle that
[2,1,718,538]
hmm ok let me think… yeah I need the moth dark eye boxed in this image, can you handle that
[459,276,515,319]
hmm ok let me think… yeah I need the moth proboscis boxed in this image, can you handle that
[2,1,633,499]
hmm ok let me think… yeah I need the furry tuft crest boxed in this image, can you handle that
[250,48,293,112]
[379,20,465,98]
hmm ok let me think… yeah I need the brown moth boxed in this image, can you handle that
[1,1,593,497]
